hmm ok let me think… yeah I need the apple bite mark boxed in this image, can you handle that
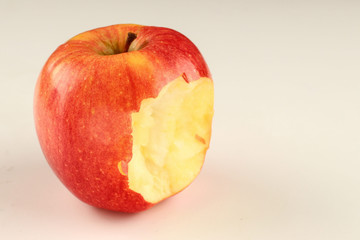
[118,76,214,203]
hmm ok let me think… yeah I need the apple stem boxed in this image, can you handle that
[124,32,137,52]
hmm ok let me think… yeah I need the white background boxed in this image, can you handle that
[1,0,360,239]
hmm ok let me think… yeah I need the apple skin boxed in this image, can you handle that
[34,24,212,212]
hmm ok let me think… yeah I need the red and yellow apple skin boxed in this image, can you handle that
[34,24,212,212]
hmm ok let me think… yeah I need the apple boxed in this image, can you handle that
[34,24,214,212]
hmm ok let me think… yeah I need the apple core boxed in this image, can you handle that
[118,76,214,203]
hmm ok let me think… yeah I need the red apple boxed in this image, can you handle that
[34,24,214,212]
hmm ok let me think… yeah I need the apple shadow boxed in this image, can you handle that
[2,152,277,240]
[0,148,180,222]
[89,189,180,221]
[1,151,258,227]
[87,156,250,220]
[89,205,138,219]
[85,159,245,221]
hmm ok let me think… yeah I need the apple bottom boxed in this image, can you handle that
[119,76,214,205]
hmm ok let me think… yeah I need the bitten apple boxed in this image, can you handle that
[34,24,214,212]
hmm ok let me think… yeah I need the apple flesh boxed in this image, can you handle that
[34,24,214,212]
[127,76,213,203]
